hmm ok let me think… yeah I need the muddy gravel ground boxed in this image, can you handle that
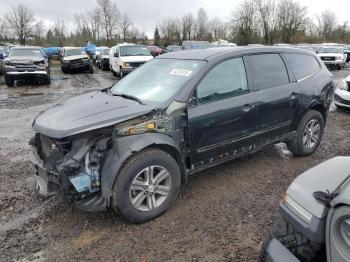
[0,63,350,262]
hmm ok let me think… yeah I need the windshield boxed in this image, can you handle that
[110,59,205,104]
[120,46,151,56]
[9,48,43,58]
[319,47,343,54]
[102,49,110,55]
[64,48,84,57]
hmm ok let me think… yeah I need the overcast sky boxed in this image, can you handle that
[0,0,349,37]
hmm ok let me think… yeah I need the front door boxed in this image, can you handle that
[187,57,259,166]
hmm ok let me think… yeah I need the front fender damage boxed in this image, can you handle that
[76,103,187,211]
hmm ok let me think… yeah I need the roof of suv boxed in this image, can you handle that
[158,46,312,60]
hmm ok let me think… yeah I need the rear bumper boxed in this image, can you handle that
[265,238,300,262]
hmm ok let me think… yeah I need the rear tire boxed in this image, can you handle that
[111,149,181,223]
[288,110,324,156]
[46,76,51,85]
[61,67,68,74]
[259,214,325,262]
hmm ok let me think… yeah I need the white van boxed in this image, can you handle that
[109,43,153,78]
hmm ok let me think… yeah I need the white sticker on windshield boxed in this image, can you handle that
[170,69,193,77]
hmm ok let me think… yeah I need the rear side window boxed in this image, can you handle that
[284,53,320,80]
[247,54,289,90]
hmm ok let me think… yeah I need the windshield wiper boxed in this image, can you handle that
[112,92,145,105]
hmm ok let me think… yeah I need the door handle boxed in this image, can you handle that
[290,92,300,99]
[242,104,253,112]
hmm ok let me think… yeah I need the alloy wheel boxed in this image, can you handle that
[129,165,171,212]
[303,119,321,149]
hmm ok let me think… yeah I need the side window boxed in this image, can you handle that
[284,53,320,80]
[247,54,289,90]
[197,57,248,104]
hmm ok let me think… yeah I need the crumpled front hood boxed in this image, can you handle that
[33,91,155,139]
[287,157,350,219]
[5,56,43,64]
[63,55,89,61]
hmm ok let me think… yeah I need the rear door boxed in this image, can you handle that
[187,57,259,166]
[245,53,301,142]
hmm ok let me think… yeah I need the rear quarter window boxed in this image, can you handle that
[284,53,320,81]
[246,53,289,90]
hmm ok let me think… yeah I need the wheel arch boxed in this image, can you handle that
[310,103,327,122]
[100,133,186,206]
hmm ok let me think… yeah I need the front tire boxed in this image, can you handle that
[111,66,117,76]
[4,74,14,87]
[88,64,94,74]
[288,110,324,156]
[259,214,325,262]
[112,149,181,223]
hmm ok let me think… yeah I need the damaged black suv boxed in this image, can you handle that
[30,47,334,223]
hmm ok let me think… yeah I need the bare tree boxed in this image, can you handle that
[53,20,66,46]
[197,8,208,39]
[209,17,228,40]
[120,13,133,41]
[86,8,101,41]
[159,17,182,45]
[276,0,307,43]
[231,0,258,45]
[182,12,196,40]
[97,0,120,44]
[5,4,36,45]
[255,0,277,44]
[317,9,337,39]
[0,18,9,41]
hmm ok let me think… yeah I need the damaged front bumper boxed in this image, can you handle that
[30,145,60,196]
[29,134,108,211]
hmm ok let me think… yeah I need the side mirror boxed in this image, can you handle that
[114,52,119,57]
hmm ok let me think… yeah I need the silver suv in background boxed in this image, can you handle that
[3,46,50,86]
[317,46,347,70]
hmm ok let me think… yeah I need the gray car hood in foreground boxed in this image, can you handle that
[33,91,154,139]
[287,157,350,219]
